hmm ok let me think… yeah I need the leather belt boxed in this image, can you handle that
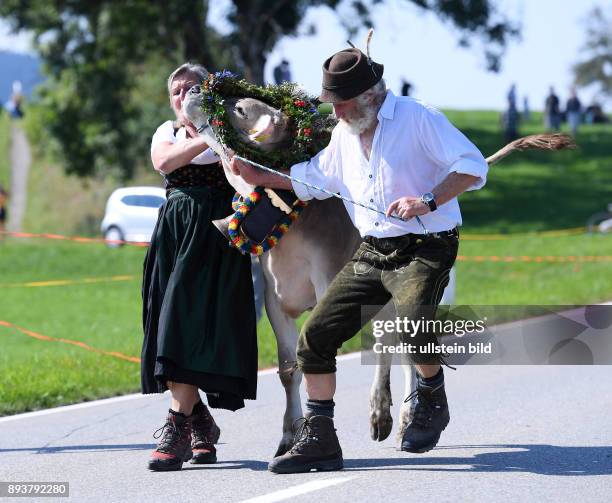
[364,228,459,252]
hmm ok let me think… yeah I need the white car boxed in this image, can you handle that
[101,187,166,246]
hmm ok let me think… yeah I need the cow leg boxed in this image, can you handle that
[440,266,456,305]
[369,342,394,441]
[259,254,303,457]
[369,303,395,441]
[397,350,417,444]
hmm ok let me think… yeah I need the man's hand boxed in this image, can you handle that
[230,157,261,185]
[386,196,430,220]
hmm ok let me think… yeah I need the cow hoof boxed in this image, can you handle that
[396,407,412,445]
[370,410,393,441]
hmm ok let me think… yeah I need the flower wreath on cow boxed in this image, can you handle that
[200,71,335,255]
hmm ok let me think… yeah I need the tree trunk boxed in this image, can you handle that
[182,0,218,70]
[233,0,266,85]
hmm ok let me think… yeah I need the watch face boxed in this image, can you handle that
[422,193,434,202]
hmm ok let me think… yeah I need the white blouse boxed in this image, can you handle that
[151,120,220,165]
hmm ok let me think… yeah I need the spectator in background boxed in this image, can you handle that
[566,87,582,136]
[507,83,517,108]
[401,79,413,96]
[523,96,530,121]
[544,86,561,131]
[273,59,293,84]
[0,185,7,238]
[501,97,520,142]
[4,81,24,119]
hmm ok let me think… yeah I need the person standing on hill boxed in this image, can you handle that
[502,97,521,142]
[566,87,582,136]
[507,83,517,108]
[401,79,413,96]
[273,59,293,84]
[544,86,561,131]
[523,96,530,121]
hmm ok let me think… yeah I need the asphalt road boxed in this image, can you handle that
[1,355,611,502]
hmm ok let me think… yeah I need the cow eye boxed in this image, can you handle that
[236,106,247,118]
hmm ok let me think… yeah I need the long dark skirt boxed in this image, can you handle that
[141,186,257,411]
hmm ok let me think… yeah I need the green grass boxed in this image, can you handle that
[1,111,611,415]
[446,110,612,233]
[1,231,610,415]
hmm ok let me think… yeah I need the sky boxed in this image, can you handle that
[1,0,610,110]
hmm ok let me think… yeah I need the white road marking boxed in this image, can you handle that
[0,351,363,423]
[239,477,357,503]
[0,393,148,423]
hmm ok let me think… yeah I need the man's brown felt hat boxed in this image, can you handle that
[319,48,384,103]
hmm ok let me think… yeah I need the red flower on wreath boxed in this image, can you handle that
[294,100,305,107]
[303,128,312,137]
[211,119,225,127]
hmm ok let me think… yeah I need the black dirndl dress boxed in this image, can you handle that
[141,161,257,411]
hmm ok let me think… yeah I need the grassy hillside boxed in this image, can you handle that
[446,110,612,233]
[1,110,611,415]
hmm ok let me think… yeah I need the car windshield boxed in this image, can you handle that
[121,195,165,208]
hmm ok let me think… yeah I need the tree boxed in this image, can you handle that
[0,0,519,179]
[228,0,520,84]
[0,0,237,179]
[573,7,612,101]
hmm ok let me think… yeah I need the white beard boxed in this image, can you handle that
[338,105,378,135]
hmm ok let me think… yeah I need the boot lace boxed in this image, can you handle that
[403,383,443,427]
[289,417,319,453]
[153,418,186,453]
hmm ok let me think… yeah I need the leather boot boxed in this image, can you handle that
[401,381,450,453]
[190,404,221,464]
[268,416,343,474]
[148,410,192,471]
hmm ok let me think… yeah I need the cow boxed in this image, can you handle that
[183,85,574,455]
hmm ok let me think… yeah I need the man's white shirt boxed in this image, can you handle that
[290,91,489,237]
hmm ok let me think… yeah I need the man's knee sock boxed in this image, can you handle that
[305,398,335,419]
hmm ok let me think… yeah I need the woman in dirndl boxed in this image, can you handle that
[141,63,257,471]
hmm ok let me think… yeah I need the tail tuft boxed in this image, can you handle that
[486,133,576,165]
[512,133,576,152]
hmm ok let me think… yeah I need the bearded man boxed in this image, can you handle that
[231,47,489,473]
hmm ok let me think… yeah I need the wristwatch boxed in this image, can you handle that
[421,192,437,212]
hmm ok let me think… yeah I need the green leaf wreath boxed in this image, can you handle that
[200,70,335,170]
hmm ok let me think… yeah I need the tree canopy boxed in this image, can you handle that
[573,7,612,102]
[0,0,519,179]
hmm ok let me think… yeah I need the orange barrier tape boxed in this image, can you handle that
[0,226,592,246]
[456,255,612,263]
[0,275,136,288]
[0,320,140,364]
[0,231,149,247]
